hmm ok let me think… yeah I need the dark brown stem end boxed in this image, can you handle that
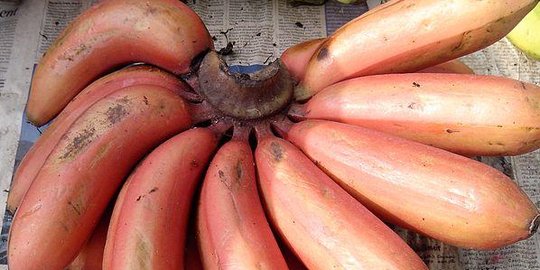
[197,51,294,121]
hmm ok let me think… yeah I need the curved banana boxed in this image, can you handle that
[198,140,288,270]
[255,136,428,270]
[295,0,539,100]
[27,0,212,126]
[289,73,540,156]
[286,120,540,249]
[103,128,217,269]
[281,38,473,83]
[8,65,187,214]
[8,85,192,270]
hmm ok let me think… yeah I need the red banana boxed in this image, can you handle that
[255,136,428,269]
[103,128,217,269]
[8,85,192,270]
[280,38,472,83]
[197,140,287,270]
[289,73,540,156]
[27,0,212,126]
[8,65,187,214]
[295,0,538,100]
[285,120,540,249]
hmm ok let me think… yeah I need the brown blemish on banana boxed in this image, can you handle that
[235,160,243,181]
[270,142,283,162]
[50,25,73,50]
[68,201,82,216]
[90,142,112,168]
[50,18,93,52]
[118,95,131,104]
[218,170,233,191]
[487,141,505,146]
[407,102,420,109]
[218,169,226,180]
[316,46,329,61]
[135,233,151,269]
[136,187,159,202]
[62,44,89,62]
[59,127,96,161]
[522,139,540,147]
[321,187,333,200]
[218,160,245,192]
[60,222,70,232]
[58,30,118,65]
[521,82,527,90]
[526,96,540,109]
[17,203,42,220]
[144,6,158,16]
[451,30,472,53]
[106,103,129,124]
[445,129,460,134]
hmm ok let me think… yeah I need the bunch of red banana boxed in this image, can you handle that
[7,0,540,269]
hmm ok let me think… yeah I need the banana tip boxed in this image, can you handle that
[25,111,46,127]
[529,213,540,235]
[293,84,312,101]
[6,206,16,216]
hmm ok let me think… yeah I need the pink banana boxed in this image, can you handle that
[27,0,212,126]
[8,85,191,270]
[295,0,538,100]
[197,140,288,269]
[8,65,187,214]
[255,136,428,269]
[290,73,540,156]
[103,128,217,269]
[285,120,540,249]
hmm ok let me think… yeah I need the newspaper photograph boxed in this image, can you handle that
[0,0,539,269]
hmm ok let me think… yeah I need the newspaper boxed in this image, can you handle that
[0,0,539,269]
[184,0,364,66]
